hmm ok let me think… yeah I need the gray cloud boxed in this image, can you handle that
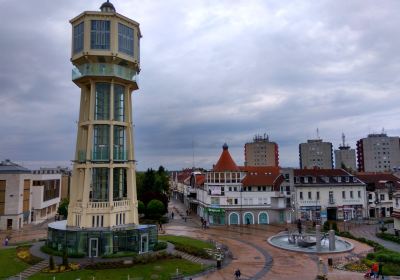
[1,0,399,170]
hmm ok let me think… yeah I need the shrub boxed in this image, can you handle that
[49,255,55,270]
[102,251,138,259]
[153,241,168,251]
[377,232,400,244]
[380,227,388,233]
[323,221,330,232]
[138,200,145,214]
[62,250,68,267]
[57,198,69,219]
[41,245,85,258]
[331,222,338,233]
[146,199,165,219]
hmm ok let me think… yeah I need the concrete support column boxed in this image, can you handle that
[329,229,336,251]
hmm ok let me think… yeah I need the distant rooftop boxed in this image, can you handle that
[0,159,31,174]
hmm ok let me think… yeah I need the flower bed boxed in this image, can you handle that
[16,245,43,265]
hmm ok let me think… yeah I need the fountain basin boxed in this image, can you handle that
[268,232,353,254]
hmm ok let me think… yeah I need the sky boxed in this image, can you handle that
[1,0,400,171]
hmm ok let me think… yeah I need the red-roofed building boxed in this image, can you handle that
[356,172,400,218]
[293,169,367,222]
[194,143,288,226]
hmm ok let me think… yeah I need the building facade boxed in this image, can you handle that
[299,139,333,169]
[393,191,400,234]
[294,169,367,222]
[196,144,287,226]
[335,147,356,171]
[30,172,62,224]
[244,134,279,167]
[0,160,32,230]
[356,173,400,218]
[357,133,400,172]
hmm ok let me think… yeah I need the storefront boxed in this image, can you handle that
[299,206,321,222]
[338,205,363,220]
[206,207,225,225]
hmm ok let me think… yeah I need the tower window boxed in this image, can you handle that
[91,20,110,50]
[93,125,110,161]
[114,126,126,161]
[91,168,109,201]
[113,168,127,200]
[118,23,134,56]
[114,84,125,121]
[95,83,110,120]
[73,22,84,53]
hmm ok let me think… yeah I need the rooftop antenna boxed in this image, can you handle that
[342,133,346,147]
[316,128,320,139]
[382,127,385,134]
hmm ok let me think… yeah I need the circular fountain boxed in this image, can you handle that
[268,226,353,254]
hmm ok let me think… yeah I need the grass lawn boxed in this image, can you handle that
[0,248,30,278]
[159,235,214,250]
[30,258,205,280]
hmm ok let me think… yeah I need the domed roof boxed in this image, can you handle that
[213,143,239,172]
[100,0,116,12]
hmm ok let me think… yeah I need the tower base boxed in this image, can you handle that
[47,220,157,257]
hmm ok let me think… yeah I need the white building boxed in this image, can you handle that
[294,169,367,222]
[393,191,400,234]
[30,172,62,224]
[0,160,32,230]
[356,173,400,218]
[196,144,287,225]
[299,139,333,169]
[357,133,400,172]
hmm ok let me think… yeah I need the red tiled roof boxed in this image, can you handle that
[213,144,239,172]
[356,173,400,189]
[294,169,350,176]
[241,166,283,190]
[392,211,400,219]
[195,174,205,186]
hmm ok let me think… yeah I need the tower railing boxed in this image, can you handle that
[72,63,137,82]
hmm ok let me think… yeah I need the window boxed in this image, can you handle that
[114,126,126,161]
[0,180,5,215]
[308,192,312,199]
[300,192,303,200]
[118,23,134,56]
[73,22,84,53]
[304,177,309,183]
[337,177,342,182]
[350,191,353,199]
[113,168,127,200]
[210,197,219,205]
[114,84,125,121]
[258,186,261,191]
[95,83,110,120]
[380,194,385,201]
[234,198,238,205]
[342,191,346,199]
[263,186,266,191]
[329,191,334,203]
[91,20,110,49]
[92,168,109,201]
[93,125,110,160]
[316,191,320,200]
[358,190,361,198]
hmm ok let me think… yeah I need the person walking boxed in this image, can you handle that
[171,211,174,219]
[234,268,241,279]
[297,219,302,235]
[378,262,384,279]
[371,262,378,279]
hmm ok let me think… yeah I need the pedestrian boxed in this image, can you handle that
[371,262,378,279]
[378,262,384,279]
[200,217,204,227]
[186,209,189,216]
[159,220,163,231]
[184,216,187,222]
[297,219,302,235]
[4,237,9,246]
[171,211,174,219]
[234,268,241,279]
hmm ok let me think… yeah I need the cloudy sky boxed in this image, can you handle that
[1,0,400,171]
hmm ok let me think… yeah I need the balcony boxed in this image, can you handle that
[92,146,109,161]
[72,63,137,83]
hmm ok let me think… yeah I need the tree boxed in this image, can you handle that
[58,198,69,218]
[49,255,55,270]
[138,200,145,214]
[146,199,165,219]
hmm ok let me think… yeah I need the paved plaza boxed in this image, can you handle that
[2,199,400,279]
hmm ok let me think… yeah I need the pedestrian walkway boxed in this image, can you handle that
[7,260,48,280]
[349,223,400,252]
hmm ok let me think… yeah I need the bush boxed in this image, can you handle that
[331,222,338,233]
[377,232,400,244]
[138,200,145,214]
[16,245,43,265]
[49,255,55,270]
[153,241,168,251]
[57,198,69,219]
[380,226,388,233]
[173,243,211,259]
[323,221,330,232]
[102,251,138,259]
[146,199,165,219]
